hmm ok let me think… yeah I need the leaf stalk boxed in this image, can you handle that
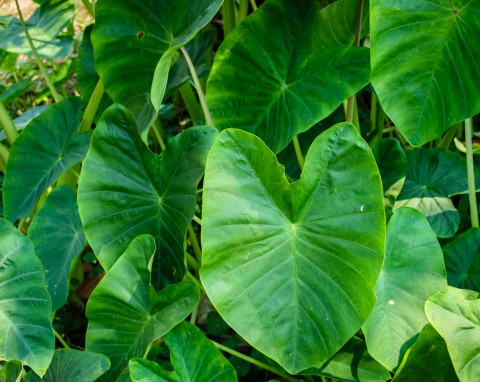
[465,117,479,227]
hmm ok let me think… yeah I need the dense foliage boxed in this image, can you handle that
[1,0,480,381]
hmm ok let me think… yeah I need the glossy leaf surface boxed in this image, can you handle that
[394,149,478,237]
[201,124,385,373]
[0,219,53,377]
[28,185,85,311]
[92,0,222,131]
[363,208,447,371]
[3,97,90,222]
[371,0,480,145]
[0,0,74,59]
[129,322,236,382]
[426,287,480,382]
[206,0,370,153]
[392,324,458,382]
[302,337,390,382]
[86,234,200,382]
[78,104,216,289]
[443,228,480,292]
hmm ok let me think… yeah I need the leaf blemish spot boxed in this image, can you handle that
[388,300,395,305]
[137,31,145,39]
[452,9,458,15]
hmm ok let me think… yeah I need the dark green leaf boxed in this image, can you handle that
[392,324,458,382]
[3,97,90,222]
[78,104,216,289]
[92,0,222,131]
[206,0,370,153]
[0,79,32,104]
[0,218,54,377]
[426,287,480,381]
[129,322,237,382]
[0,360,23,382]
[363,208,447,371]
[28,185,85,311]
[370,0,480,145]
[0,0,74,59]
[201,123,385,373]
[443,228,480,292]
[394,148,479,237]
[85,234,200,382]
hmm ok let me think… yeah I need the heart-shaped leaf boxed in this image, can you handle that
[302,336,390,382]
[201,123,385,373]
[206,0,370,153]
[0,360,23,382]
[28,185,85,311]
[370,0,480,145]
[129,322,236,382]
[86,234,200,382]
[394,148,479,238]
[92,0,222,131]
[392,324,458,382]
[443,228,480,292]
[27,350,111,382]
[425,287,480,382]
[362,208,447,372]
[0,0,74,59]
[0,218,54,377]
[77,104,217,289]
[3,97,90,223]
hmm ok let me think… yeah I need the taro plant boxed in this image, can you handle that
[1,0,480,381]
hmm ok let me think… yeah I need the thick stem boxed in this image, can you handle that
[292,136,304,171]
[152,118,167,151]
[79,79,104,133]
[250,0,258,11]
[0,102,18,145]
[179,82,204,124]
[465,118,479,227]
[54,329,71,349]
[370,91,377,134]
[437,123,461,149]
[238,0,249,22]
[212,341,301,382]
[14,0,62,103]
[187,224,202,266]
[0,143,9,172]
[222,0,236,37]
[181,47,214,126]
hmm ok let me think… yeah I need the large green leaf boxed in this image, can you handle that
[200,123,385,373]
[0,360,23,382]
[129,322,236,382]
[0,219,54,377]
[372,138,407,220]
[394,148,478,237]
[92,0,222,131]
[3,97,90,223]
[28,185,85,311]
[302,337,390,382]
[85,234,200,382]
[362,208,447,371]
[443,228,480,292]
[370,0,480,146]
[206,0,370,153]
[425,287,480,382]
[392,324,458,382]
[27,350,110,382]
[77,104,216,289]
[0,0,74,59]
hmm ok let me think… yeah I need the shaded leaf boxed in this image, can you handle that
[201,124,385,373]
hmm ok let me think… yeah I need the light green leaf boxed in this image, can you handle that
[373,138,407,220]
[370,0,480,146]
[85,234,200,382]
[28,185,85,311]
[129,322,236,382]
[201,123,385,373]
[92,0,222,131]
[443,228,480,292]
[0,360,23,382]
[0,0,74,59]
[426,287,480,382]
[302,336,390,382]
[392,324,458,382]
[363,208,447,371]
[394,148,479,237]
[3,97,90,223]
[206,0,370,153]
[77,104,216,289]
[0,218,54,377]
